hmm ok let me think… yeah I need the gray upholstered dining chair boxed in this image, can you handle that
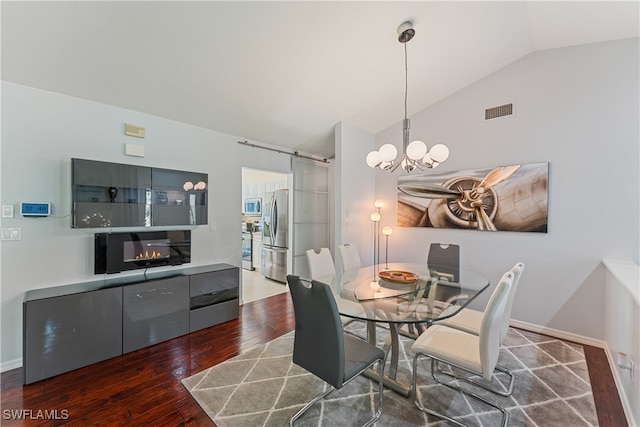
[286,275,385,427]
[436,262,524,396]
[427,243,460,282]
[411,271,513,427]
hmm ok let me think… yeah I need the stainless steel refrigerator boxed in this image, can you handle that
[261,189,288,283]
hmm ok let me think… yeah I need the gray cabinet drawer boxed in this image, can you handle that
[190,268,238,296]
[122,276,189,353]
[23,287,123,384]
[190,299,239,332]
[189,267,239,331]
[190,269,239,310]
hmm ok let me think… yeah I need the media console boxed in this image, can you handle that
[23,263,239,384]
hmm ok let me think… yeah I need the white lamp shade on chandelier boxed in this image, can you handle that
[366,21,450,174]
[406,140,427,160]
[368,138,451,175]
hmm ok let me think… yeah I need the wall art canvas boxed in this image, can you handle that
[397,162,548,233]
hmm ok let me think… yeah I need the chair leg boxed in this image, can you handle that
[363,355,385,427]
[412,356,467,427]
[290,386,336,427]
[434,361,515,396]
[290,356,386,427]
[412,355,508,427]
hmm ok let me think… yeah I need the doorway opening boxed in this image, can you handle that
[241,167,289,303]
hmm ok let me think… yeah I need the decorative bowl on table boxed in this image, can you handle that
[379,270,419,284]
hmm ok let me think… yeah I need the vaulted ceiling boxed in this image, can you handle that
[2,1,638,157]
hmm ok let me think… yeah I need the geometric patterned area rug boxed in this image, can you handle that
[182,324,598,426]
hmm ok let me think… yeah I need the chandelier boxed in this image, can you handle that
[366,21,450,174]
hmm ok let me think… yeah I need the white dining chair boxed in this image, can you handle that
[439,262,524,338]
[306,248,364,330]
[305,248,336,281]
[411,271,513,427]
[337,243,362,274]
[436,262,524,395]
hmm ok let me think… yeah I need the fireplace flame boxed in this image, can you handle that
[135,250,164,260]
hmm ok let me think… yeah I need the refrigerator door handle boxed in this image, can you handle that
[272,196,278,240]
[270,195,277,243]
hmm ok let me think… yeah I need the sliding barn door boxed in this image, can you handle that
[291,157,330,279]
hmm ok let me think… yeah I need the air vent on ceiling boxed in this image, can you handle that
[485,102,514,120]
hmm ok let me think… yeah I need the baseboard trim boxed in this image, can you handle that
[1,358,22,373]
[509,319,606,348]
[604,344,638,427]
[509,321,639,424]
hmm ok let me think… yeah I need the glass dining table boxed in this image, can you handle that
[318,262,490,396]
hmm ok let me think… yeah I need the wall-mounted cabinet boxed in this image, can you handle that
[72,159,151,228]
[72,159,207,228]
[151,168,207,226]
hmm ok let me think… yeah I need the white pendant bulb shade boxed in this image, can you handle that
[382,225,393,236]
[406,140,427,160]
[365,21,450,174]
[378,144,397,162]
[366,150,382,168]
[429,144,450,163]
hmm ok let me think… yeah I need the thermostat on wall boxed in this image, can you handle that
[20,202,51,217]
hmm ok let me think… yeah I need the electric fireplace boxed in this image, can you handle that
[95,230,191,274]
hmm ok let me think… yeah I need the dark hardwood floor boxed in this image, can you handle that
[1,293,627,426]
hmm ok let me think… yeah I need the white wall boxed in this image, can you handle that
[369,38,639,341]
[333,121,376,268]
[0,81,291,368]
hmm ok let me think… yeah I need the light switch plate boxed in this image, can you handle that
[2,205,14,218]
[2,228,22,240]
[10,228,21,240]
